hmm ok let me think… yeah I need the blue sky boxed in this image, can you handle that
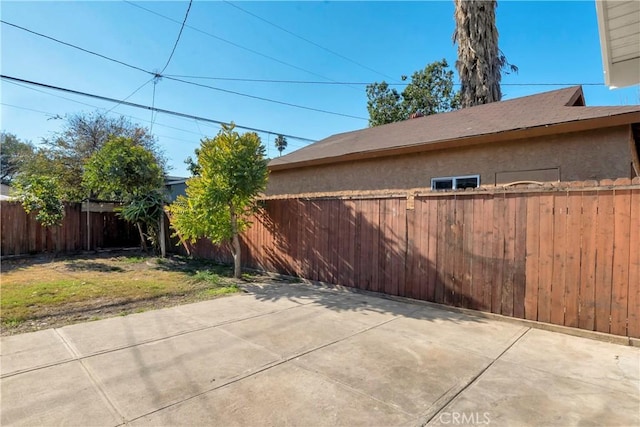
[1,1,639,177]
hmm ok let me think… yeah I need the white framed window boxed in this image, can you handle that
[431,174,480,191]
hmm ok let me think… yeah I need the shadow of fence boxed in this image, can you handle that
[180,179,640,339]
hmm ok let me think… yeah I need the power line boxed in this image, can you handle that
[2,90,309,152]
[3,83,310,152]
[0,102,61,119]
[1,75,318,143]
[222,1,398,82]
[3,78,306,150]
[3,78,116,111]
[151,0,192,132]
[0,20,153,76]
[159,0,192,75]
[1,102,202,146]
[492,83,605,87]
[150,77,159,132]
[163,74,606,87]
[105,77,155,114]
[2,19,365,120]
[122,0,359,89]
[3,79,204,138]
[162,75,367,120]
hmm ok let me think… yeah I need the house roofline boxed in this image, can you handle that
[269,111,640,172]
[166,179,188,185]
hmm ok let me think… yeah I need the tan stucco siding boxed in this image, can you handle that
[266,126,632,196]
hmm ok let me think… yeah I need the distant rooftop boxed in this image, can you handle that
[165,176,189,185]
[269,86,640,171]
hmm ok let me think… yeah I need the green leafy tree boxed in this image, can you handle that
[168,124,269,278]
[13,175,65,227]
[366,82,405,126]
[19,111,166,202]
[83,137,164,200]
[274,134,288,156]
[0,132,34,185]
[366,59,460,126]
[119,191,166,253]
[83,137,166,252]
[453,0,517,108]
[17,148,80,200]
[185,148,201,176]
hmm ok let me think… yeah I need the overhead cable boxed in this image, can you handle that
[2,19,365,120]
[1,75,318,142]
[151,0,193,131]
[0,20,153,76]
[4,79,202,138]
[159,0,193,75]
[164,74,605,87]
[222,0,398,82]
[122,0,356,87]
[3,79,309,149]
[105,77,155,114]
[162,75,367,120]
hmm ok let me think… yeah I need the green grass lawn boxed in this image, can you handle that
[1,253,242,333]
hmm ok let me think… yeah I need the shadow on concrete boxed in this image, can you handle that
[240,280,483,326]
[170,195,528,324]
[231,197,507,325]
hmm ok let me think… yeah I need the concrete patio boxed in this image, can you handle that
[1,281,638,426]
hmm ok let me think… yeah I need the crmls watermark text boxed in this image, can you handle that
[438,412,491,425]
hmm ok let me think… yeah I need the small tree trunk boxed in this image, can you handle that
[136,222,148,253]
[231,232,242,279]
[229,203,242,279]
[159,209,166,258]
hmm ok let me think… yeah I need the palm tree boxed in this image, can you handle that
[274,134,287,157]
[453,0,517,108]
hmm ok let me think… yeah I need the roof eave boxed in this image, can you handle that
[596,1,640,88]
[596,0,614,87]
[269,111,640,172]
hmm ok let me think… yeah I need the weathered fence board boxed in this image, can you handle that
[1,202,138,256]
[17,180,636,338]
[628,189,640,338]
[174,181,640,338]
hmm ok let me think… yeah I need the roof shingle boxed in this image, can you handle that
[270,86,640,170]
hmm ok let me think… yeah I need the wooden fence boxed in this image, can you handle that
[187,179,640,338]
[1,202,138,256]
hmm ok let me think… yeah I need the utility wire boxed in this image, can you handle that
[150,77,159,132]
[162,75,367,120]
[0,20,153,76]
[2,102,201,145]
[164,74,606,87]
[122,0,357,88]
[4,81,310,151]
[3,78,309,151]
[159,0,192,75]
[151,0,193,131]
[222,0,398,82]
[3,79,203,137]
[0,102,61,119]
[105,77,155,114]
[1,75,318,143]
[3,79,111,110]
[2,19,365,120]
[2,19,605,92]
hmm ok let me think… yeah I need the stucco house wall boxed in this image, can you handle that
[265,125,634,196]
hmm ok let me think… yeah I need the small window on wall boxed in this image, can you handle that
[431,175,480,191]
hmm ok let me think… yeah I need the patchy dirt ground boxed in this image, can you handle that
[0,250,279,336]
